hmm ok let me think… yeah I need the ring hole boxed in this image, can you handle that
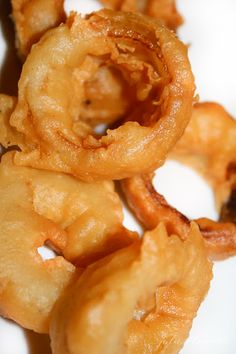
[153,160,218,221]
[38,244,57,261]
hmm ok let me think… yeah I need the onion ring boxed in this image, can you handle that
[8,9,195,181]
[11,0,66,59]
[0,153,75,333]
[127,222,212,353]
[172,102,236,210]
[122,103,236,260]
[100,0,183,30]
[0,151,136,268]
[50,222,211,354]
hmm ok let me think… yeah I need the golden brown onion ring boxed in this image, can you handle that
[100,0,183,30]
[50,223,211,354]
[11,0,66,59]
[122,174,236,260]
[172,102,236,210]
[10,3,132,124]
[127,223,212,354]
[122,103,236,260]
[8,10,195,181]
[0,151,136,268]
[0,153,76,333]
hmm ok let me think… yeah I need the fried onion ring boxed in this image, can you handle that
[50,222,211,354]
[172,102,236,210]
[100,0,183,30]
[122,103,236,260]
[0,151,136,268]
[127,223,212,354]
[11,0,66,59]
[50,224,211,354]
[7,9,195,181]
[0,153,75,333]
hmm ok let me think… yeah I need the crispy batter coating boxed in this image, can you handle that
[0,153,76,333]
[122,103,236,260]
[0,150,135,267]
[50,223,211,354]
[172,102,236,259]
[126,223,212,354]
[0,94,24,149]
[172,102,236,208]
[11,0,66,59]
[7,10,194,181]
[100,0,183,30]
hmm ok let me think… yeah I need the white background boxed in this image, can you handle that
[0,0,236,353]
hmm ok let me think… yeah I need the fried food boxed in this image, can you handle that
[50,222,212,354]
[172,102,236,210]
[127,223,212,354]
[172,102,236,259]
[11,0,66,59]
[122,103,236,260]
[0,151,135,267]
[0,153,75,333]
[0,94,24,149]
[7,9,194,181]
[100,0,183,30]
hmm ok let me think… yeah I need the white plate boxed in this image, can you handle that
[0,0,236,353]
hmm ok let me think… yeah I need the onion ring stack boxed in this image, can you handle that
[2,2,232,354]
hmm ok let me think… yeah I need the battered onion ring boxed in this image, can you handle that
[100,0,183,30]
[50,223,192,354]
[0,151,136,267]
[10,3,134,124]
[172,102,236,209]
[122,103,236,260]
[50,222,211,354]
[11,0,66,59]
[127,223,212,354]
[8,9,195,181]
[0,153,75,333]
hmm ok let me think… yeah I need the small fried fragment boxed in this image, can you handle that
[7,9,194,181]
[50,223,208,354]
[11,0,66,59]
[0,94,24,150]
[100,0,183,30]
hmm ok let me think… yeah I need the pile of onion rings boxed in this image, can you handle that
[0,1,235,353]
